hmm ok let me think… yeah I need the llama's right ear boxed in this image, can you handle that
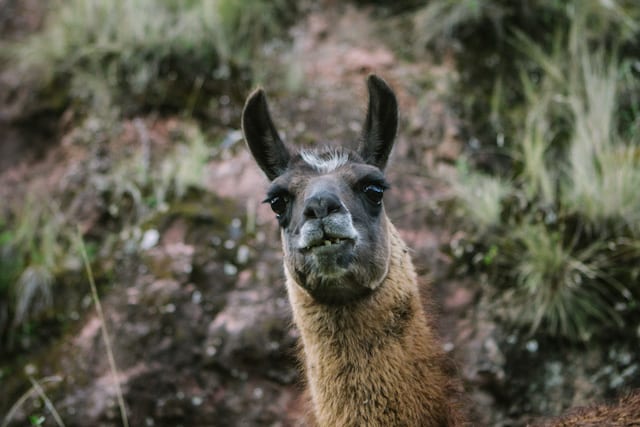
[357,75,398,170]
[242,88,291,181]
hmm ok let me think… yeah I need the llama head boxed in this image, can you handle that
[242,75,398,305]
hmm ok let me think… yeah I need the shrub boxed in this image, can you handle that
[216,0,298,66]
[0,118,215,352]
[487,223,632,341]
[452,162,510,232]
[412,0,640,159]
[0,197,70,349]
[448,6,640,341]
[8,0,297,117]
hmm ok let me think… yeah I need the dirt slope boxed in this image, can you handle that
[2,3,638,427]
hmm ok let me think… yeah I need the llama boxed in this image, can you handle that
[241,75,640,426]
[242,75,464,426]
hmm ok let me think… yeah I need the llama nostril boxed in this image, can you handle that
[303,204,320,219]
[304,192,343,219]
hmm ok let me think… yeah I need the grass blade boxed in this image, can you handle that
[75,228,129,427]
[1,376,63,427]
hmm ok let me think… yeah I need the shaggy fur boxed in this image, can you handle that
[285,220,464,426]
[242,74,465,426]
[533,392,640,427]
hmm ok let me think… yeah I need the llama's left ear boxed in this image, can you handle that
[357,75,398,170]
[242,88,291,181]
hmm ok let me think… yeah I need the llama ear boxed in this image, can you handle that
[242,88,291,181]
[357,75,398,170]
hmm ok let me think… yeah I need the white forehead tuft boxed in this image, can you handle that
[300,149,350,173]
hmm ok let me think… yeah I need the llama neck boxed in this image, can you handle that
[285,222,460,427]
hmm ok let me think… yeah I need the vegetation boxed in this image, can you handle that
[0,0,298,354]
[2,0,640,423]
[413,0,639,153]
[0,118,216,354]
[76,231,128,427]
[0,197,71,348]
[423,1,640,340]
[7,0,297,117]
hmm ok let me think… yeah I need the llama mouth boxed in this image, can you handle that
[302,236,354,252]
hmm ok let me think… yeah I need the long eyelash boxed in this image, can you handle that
[360,170,389,185]
[264,186,289,203]
[361,177,390,190]
[377,180,391,190]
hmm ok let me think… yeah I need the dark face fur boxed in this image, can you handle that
[242,75,398,305]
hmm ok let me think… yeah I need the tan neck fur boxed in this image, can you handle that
[284,220,462,426]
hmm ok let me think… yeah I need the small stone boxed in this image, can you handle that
[236,245,250,265]
[140,229,160,250]
[192,290,203,304]
[205,346,217,357]
[253,387,264,399]
[224,263,238,276]
[24,363,37,376]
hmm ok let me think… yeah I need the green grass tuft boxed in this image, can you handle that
[453,160,510,231]
[497,224,627,341]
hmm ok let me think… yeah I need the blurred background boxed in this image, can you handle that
[1,0,639,425]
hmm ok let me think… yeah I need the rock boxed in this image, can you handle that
[205,288,296,384]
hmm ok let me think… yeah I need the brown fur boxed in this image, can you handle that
[285,219,464,426]
[533,392,640,427]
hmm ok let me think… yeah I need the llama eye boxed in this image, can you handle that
[363,184,384,205]
[269,195,289,217]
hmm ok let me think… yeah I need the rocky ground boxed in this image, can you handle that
[1,3,639,427]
